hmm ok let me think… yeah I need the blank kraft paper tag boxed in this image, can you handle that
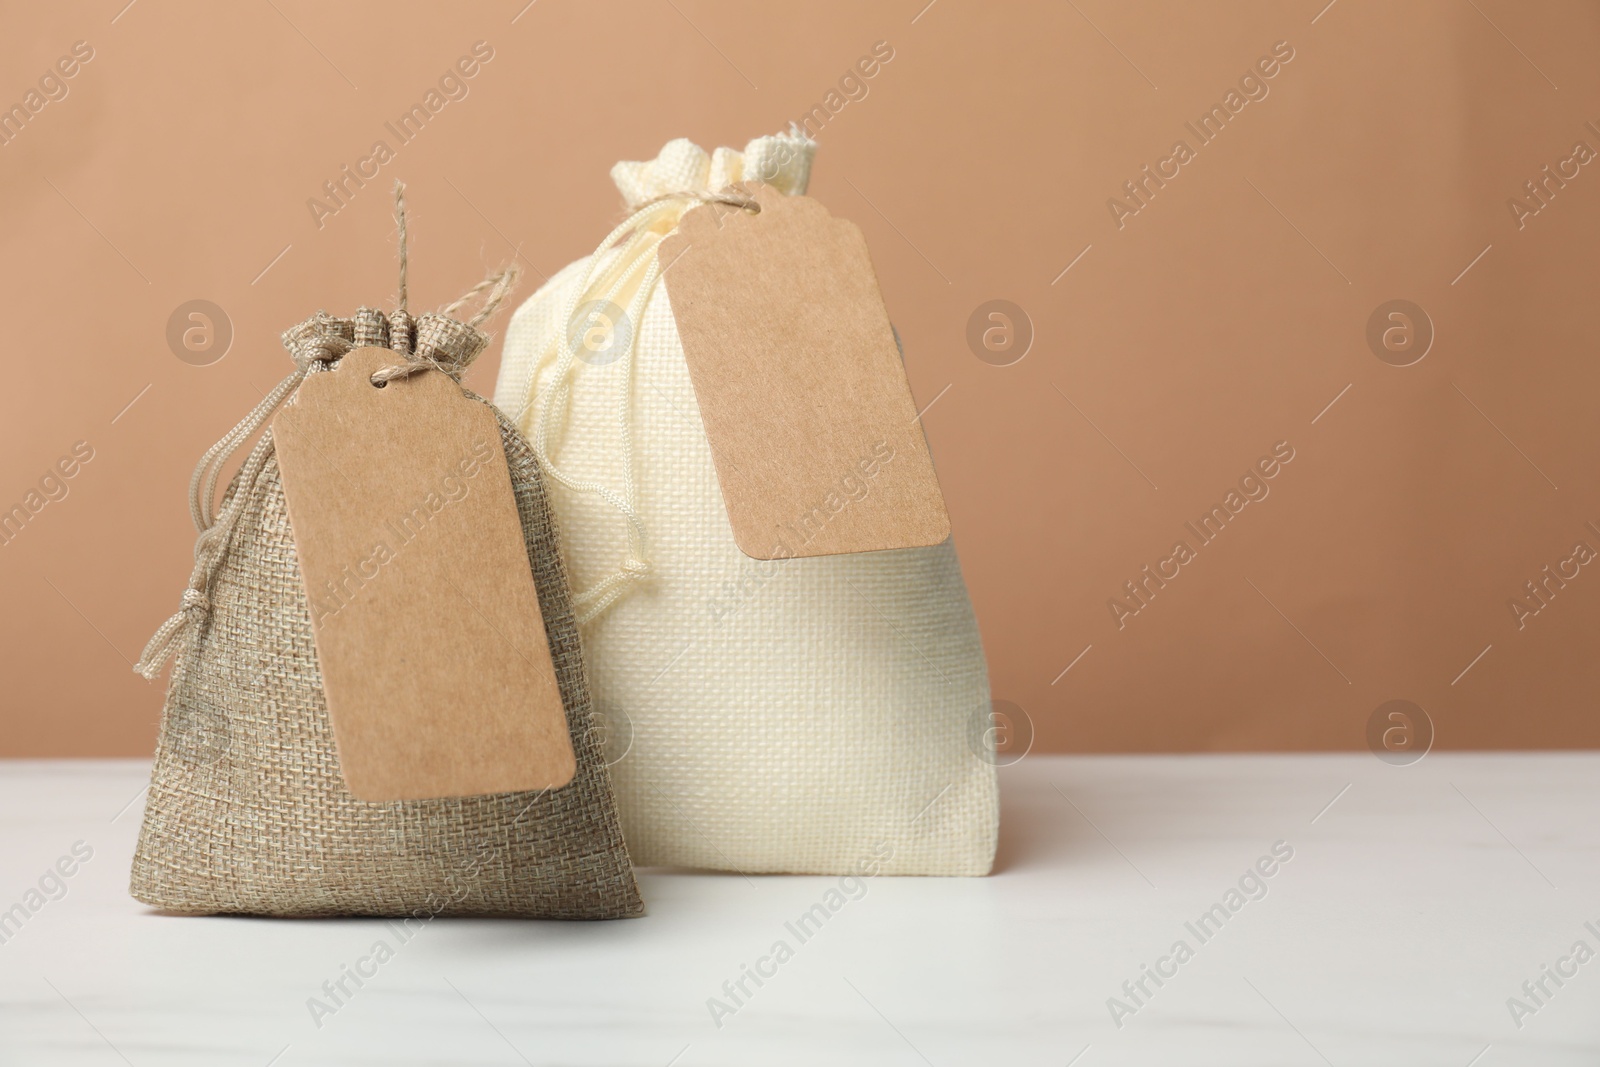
[272,347,574,801]
[660,183,950,561]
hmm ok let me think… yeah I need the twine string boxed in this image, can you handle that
[135,182,519,679]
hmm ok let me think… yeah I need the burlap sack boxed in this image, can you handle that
[132,295,643,919]
[493,133,999,876]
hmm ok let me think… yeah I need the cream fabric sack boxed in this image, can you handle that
[494,133,997,875]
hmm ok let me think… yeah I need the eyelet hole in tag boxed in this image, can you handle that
[273,347,575,802]
[660,183,951,561]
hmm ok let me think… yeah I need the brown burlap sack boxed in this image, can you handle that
[130,284,643,919]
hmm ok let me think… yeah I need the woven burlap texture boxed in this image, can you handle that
[132,307,643,919]
[493,134,1000,876]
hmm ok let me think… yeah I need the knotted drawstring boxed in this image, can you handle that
[517,189,757,625]
[135,181,518,679]
[372,265,519,384]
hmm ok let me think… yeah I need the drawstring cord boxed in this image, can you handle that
[136,339,342,679]
[520,189,757,624]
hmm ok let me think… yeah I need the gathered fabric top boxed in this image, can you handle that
[610,130,815,210]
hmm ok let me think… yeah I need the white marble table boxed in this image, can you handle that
[0,753,1595,1065]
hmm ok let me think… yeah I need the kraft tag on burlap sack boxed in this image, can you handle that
[659,182,950,561]
[272,346,574,802]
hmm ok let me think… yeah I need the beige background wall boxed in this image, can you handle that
[2,1,1596,756]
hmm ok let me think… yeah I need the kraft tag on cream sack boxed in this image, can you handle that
[272,346,574,802]
[493,133,996,878]
[659,182,950,561]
